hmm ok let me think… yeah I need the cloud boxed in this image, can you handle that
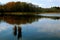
[0,22,13,32]
[23,18,60,33]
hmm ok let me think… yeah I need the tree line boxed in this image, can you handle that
[0,1,42,12]
[0,1,60,12]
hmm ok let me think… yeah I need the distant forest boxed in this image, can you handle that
[0,1,60,12]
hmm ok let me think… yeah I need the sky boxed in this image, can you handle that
[0,0,60,8]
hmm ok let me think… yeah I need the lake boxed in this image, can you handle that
[0,13,60,40]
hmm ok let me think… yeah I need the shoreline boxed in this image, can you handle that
[0,12,60,16]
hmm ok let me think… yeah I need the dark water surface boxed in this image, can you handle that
[0,13,60,40]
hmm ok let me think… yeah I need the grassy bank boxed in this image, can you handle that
[0,12,60,16]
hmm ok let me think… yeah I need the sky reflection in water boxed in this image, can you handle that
[22,18,60,40]
[0,15,60,40]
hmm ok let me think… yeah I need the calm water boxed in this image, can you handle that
[0,13,60,40]
[38,13,60,17]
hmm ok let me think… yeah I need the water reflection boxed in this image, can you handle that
[14,26,17,36]
[18,26,21,39]
[0,14,60,40]
[13,25,22,40]
[0,15,60,25]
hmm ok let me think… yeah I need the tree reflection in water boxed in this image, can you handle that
[0,15,60,40]
[0,15,60,25]
[13,25,22,40]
